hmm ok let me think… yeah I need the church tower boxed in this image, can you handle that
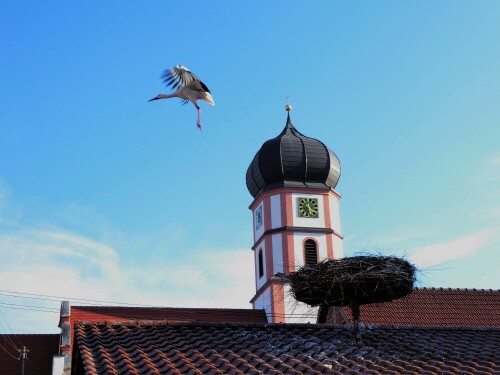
[246,109,343,323]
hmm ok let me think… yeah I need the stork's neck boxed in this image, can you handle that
[157,93,177,99]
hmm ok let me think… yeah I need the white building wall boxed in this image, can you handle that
[253,288,273,322]
[255,241,267,289]
[293,233,328,269]
[329,195,342,234]
[284,284,318,323]
[291,193,326,228]
[271,234,283,274]
[52,356,64,375]
[333,236,344,258]
[270,194,281,229]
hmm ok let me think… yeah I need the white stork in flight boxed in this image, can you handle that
[149,65,215,130]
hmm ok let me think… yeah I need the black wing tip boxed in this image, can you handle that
[161,68,178,88]
[199,80,211,93]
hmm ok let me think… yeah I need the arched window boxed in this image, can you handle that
[304,239,318,265]
[258,249,264,278]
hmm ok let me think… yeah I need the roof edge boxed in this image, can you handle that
[70,306,264,311]
[72,320,500,331]
[412,287,499,293]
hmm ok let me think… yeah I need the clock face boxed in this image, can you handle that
[255,205,263,230]
[298,197,319,218]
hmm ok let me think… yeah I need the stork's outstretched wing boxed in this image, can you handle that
[162,65,203,90]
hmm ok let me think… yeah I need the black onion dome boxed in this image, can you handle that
[246,114,341,198]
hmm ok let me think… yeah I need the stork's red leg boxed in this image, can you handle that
[197,107,202,131]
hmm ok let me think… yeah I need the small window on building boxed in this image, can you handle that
[304,239,318,265]
[258,249,264,278]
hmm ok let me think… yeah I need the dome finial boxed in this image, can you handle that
[285,96,292,112]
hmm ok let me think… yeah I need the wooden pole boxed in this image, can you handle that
[350,297,362,342]
[19,346,28,375]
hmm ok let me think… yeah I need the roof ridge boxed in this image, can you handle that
[414,287,499,292]
[0,333,60,336]
[362,324,500,331]
[74,320,271,328]
[71,306,262,311]
[72,320,500,331]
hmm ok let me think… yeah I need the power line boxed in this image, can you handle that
[0,332,19,353]
[0,309,22,350]
[0,305,56,314]
[0,342,19,360]
[0,302,59,313]
[0,291,64,304]
[0,289,324,320]
[0,292,317,318]
[0,289,154,307]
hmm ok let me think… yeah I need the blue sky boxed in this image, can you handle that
[0,2,499,333]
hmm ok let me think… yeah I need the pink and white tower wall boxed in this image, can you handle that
[246,110,343,323]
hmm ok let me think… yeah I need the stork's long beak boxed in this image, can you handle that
[148,96,159,102]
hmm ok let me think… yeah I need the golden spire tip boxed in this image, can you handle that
[285,96,292,111]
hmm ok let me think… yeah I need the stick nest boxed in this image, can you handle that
[286,256,416,307]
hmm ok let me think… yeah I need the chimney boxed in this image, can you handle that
[58,301,71,371]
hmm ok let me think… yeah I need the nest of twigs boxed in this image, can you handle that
[287,255,415,308]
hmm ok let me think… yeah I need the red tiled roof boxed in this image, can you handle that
[70,306,267,324]
[0,334,60,375]
[73,322,500,374]
[328,287,500,327]
[61,305,268,367]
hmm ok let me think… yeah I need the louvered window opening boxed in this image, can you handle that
[304,240,318,265]
[258,249,264,278]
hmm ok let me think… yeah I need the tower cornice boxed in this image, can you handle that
[252,226,344,251]
[249,187,341,211]
[249,275,288,305]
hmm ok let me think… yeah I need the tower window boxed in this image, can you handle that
[258,249,264,278]
[304,239,318,265]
